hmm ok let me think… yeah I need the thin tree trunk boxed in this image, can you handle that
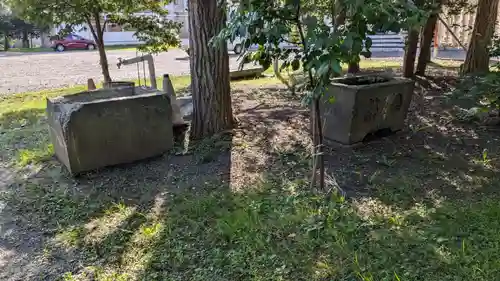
[403,29,420,78]
[188,0,233,139]
[22,29,29,48]
[88,14,112,83]
[416,13,439,76]
[348,62,360,73]
[462,0,499,74]
[333,0,359,74]
[3,34,9,50]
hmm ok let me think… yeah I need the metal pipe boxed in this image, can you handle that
[117,54,157,89]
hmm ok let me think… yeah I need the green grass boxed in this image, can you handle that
[0,75,191,167]
[1,60,498,280]
[14,175,500,281]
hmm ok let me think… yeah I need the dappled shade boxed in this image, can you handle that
[1,64,500,280]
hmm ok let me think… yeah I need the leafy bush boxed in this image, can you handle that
[453,35,500,114]
[454,72,500,113]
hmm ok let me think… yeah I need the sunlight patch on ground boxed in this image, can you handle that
[119,209,165,279]
[2,64,500,280]
[0,248,16,268]
[83,203,136,246]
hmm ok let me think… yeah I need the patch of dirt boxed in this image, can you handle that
[324,74,500,207]
[1,68,500,280]
[0,83,312,281]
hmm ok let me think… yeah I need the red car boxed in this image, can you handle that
[50,34,96,52]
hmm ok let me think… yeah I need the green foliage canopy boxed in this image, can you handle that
[8,0,182,53]
[218,0,428,100]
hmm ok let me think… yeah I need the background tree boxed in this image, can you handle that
[0,1,12,50]
[415,0,442,75]
[402,0,425,77]
[188,0,234,139]
[462,0,499,74]
[9,0,181,83]
[219,0,426,189]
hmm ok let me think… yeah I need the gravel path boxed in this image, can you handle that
[0,48,468,95]
[0,49,243,95]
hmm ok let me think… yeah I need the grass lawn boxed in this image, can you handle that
[1,60,499,281]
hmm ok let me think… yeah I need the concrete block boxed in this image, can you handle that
[230,67,264,80]
[315,75,415,145]
[46,87,174,175]
[103,81,135,89]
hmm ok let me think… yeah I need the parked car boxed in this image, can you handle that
[50,34,96,52]
[227,38,244,54]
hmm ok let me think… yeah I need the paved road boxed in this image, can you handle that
[0,48,469,95]
[0,48,244,95]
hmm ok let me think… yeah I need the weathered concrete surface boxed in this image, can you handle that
[46,87,174,175]
[103,81,135,89]
[229,67,264,80]
[318,75,415,145]
[177,96,193,121]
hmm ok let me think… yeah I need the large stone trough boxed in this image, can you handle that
[316,74,415,146]
[46,86,174,175]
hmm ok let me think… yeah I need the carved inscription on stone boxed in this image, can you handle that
[363,97,383,122]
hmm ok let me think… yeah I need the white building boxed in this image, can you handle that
[35,0,188,47]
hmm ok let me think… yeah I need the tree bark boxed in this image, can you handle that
[88,14,112,83]
[348,62,360,73]
[188,0,233,139]
[415,13,439,76]
[333,0,360,74]
[403,28,420,78]
[22,29,29,48]
[462,0,499,74]
[3,34,8,50]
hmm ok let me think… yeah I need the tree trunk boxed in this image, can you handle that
[22,29,29,48]
[333,0,360,74]
[188,0,233,139]
[415,13,439,76]
[403,29,420,78]
[88,15,112,83]
[348,62,360,73]
[3,34,9,50]
[96,41,111,83]
[462,0,499,74]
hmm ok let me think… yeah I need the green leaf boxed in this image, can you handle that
[244,39,252,48]
[316,63,330,77]
[331,60,342,75]
[352,38,363,54]
[342,33,354,50]
[328,95,336,104]
[291,59,300,71]
[360,50,372,58]
[365,37,372,49]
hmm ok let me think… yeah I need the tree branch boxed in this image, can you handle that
[101,19,108,34]
[84,14,99,43]
[93,11,104,45]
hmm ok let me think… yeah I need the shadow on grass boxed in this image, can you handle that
[325,74,500,204]
[1,81,500,281]
[321,73,500,280]
[0,108,52,166]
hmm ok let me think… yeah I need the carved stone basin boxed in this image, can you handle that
[46,87,174,175]
[315,74,415,145]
